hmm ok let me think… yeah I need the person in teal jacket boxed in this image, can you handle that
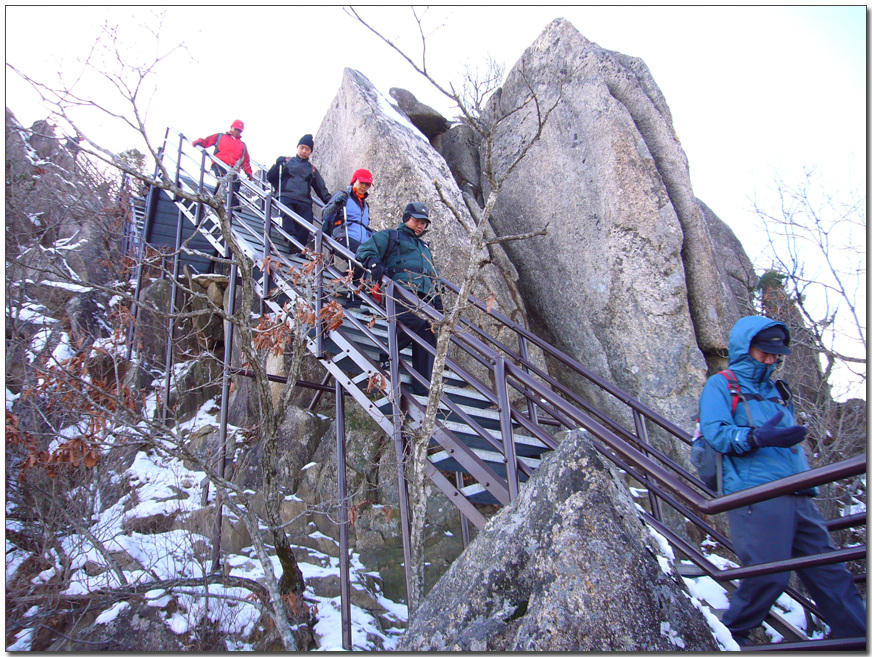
[356,202,442,396]
[699,315,865,645]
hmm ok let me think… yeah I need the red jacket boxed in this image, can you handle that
[193,132,252,177]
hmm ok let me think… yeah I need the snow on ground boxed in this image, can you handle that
[5,388,406,651]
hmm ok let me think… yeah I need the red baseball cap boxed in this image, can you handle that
[350,168,373,185]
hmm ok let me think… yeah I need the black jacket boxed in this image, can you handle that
[267,155,331,205]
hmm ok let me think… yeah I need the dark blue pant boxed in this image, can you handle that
[723,495,866,639]
[279,197,314,253]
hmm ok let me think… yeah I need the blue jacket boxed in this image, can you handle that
[698,315,812,495]
[321,186,371,246]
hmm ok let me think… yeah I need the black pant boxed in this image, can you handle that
[279,198,314,254]
[395,309,436,396]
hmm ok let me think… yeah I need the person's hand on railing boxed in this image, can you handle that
[747,410,807,449]
[364,257,385,283]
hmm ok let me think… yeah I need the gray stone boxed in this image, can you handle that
[483,19,723,445]
[389,87,450,140]
[231,405,331,496]
[397,429,719,651]
[433,121,483,206]
[167,354,224,424]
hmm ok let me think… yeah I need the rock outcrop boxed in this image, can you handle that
[397,429,719,651]
[476,19,752,438]
[389,87,450,141]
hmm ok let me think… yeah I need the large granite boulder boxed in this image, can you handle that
[397,429,719,651]
[481,19,745,437]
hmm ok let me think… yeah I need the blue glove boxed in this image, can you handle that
[748,410,807,449]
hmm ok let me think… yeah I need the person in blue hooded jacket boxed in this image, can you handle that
[699,315,865,645]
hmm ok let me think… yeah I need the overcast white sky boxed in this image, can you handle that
[6,6,865,259]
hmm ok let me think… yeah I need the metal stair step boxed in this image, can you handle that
[429,447,541,479]
[456,482,500,506]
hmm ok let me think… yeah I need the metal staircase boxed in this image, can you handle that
[130,127,866,650]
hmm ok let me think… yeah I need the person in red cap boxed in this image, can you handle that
[192,120,253,208]
[266,134,332,253]
[319,168,374,305]
[192,120,253,180]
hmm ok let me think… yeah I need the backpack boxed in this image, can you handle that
[691,370,791,494]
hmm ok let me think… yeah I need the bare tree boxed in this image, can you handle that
[755,168,866,395]
[5,18,343,651]
[754,169,866,527]
[349,7,564,612]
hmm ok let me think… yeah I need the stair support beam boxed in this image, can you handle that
[335,380,353,650]
[386,290,415,611]
[495,356,519,501]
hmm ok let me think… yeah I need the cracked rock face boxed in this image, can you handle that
[397,429,719,651]
[482,18,753,445]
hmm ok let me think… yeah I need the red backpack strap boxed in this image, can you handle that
[718,370,742,414]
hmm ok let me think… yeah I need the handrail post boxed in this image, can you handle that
[314,228,325,357]
[196,148,208,228]
[127,183,159,360]
[386,283,415,613]
[172,132,184,201]
[496,356,519,501]
[455,471,470,548]
[161,204,185,425]
[633,408,662,522]
[261,194,274,316]
[517,335,539,426]
[335,379,353,650]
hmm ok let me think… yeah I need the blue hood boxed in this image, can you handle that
[728,315,790,386]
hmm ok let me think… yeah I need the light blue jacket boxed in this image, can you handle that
[336,186,371,245]
[699,315,812,495]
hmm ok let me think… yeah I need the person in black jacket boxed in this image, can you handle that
[267,134,331,252]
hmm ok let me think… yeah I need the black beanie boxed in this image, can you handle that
[298,134,314,150]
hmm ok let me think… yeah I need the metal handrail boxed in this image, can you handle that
[147,128,866,647]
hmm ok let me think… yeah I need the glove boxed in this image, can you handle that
[193,139,204,148]
[432,295,444,312]
[275,155,285,165]
[365,258,385,283]
[748,410,807,449]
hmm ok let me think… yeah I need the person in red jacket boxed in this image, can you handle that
[193,120,253,205]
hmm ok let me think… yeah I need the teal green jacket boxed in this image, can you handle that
[355,223,439,300]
